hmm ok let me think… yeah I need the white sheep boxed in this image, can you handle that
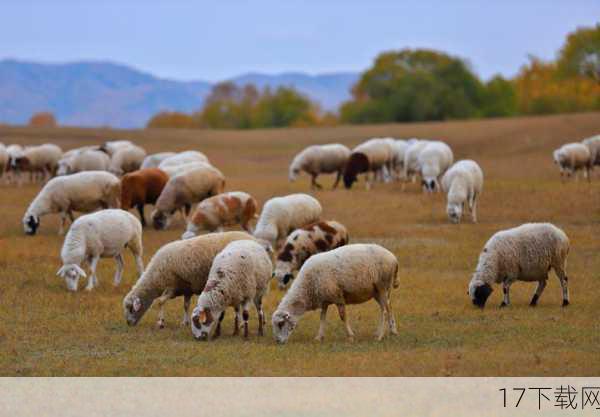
[57,149,111,176]
[158,151,209,169]
[553,143,592,181]
[342,138,394,189]
[56,209,144,292]
[253,193,322,249]
[182,191,258,239]
[403,139,430,182]
[441,160,484,223]
[582,135,600,169]
[100,140,134,156]
[272,244,399,343]
[108,144,147,176]
[10,143,63,183]
[417,141,454,192]
[23,171,121,235]
[159,161,213,178]
[468,223,570,309]
[122,231,255,328]
[190,240,273,340]
[151,164,225,230]
[289,144,351,189]
[141,152,176,169]
[388,139,411,180]
[273,220,349,289]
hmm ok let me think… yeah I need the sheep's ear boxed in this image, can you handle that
[73,265,87,278]
[56,266,66,277]
[133,297,142,312]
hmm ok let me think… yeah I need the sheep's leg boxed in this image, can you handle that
[554,266,570,306]
[85,256,100,291]
[254,297,265,336]
[233,306,241,336]
[136,204,146,227]
[386,291,398,335]
[311,174,323,190]
[113,254,124,286]
[315,304,328,342]
[471,195,478,223]
[128,235,144,278]
[332,171,342,189]
[214,311,225,339]
[529,279,547,306]
[58,211,69,235]
[155,289,176,328]
[500,280,512,307]
[365,173,373,191]
[374,292,388,341]
[336,304,354,341]
[182,294,191,326]
[242,300,251,339]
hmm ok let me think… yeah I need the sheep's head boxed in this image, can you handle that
[288,167,300,182]
[23,214,40,235]
[421,177,438,192]
[56,264,87,291]
[274,259,294,290]
[468,279,493,308]
[123,293,149,326]
[191,306,221,341]
[447,203,463,224]
[271,309,298,344]
[151,209,171,230]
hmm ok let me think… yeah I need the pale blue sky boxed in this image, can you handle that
[2,0,599,81]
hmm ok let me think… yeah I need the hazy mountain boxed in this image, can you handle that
[0,60,358,128]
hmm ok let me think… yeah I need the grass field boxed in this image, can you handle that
[1,112,599,376]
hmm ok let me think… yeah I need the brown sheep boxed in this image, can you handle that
[121,168,169,227]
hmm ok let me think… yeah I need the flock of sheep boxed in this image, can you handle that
[1,133,598,344]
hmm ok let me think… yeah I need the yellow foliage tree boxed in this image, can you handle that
[28,112,57,127]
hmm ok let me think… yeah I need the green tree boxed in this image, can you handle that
[557,24,600,83]
[481,75,517,117]
[251,87,316,128]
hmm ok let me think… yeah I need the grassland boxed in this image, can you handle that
[1,112,599,376]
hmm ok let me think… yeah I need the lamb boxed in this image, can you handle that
[108,145,147,176]
[441,160,484,223]
[151,164,226,230]
[181,191,258,239]
[342,138,393,189]
[552,143,591,181]
[120,168,169,227]
[10,143,63,183]
[417,141,454,192]
[272,244,399,343]
[190,240,273,340]
[253,193,322,249]
[140,152,176,169]
[582,135,600,168]
[23,171,121,235]
[288,144,351,189]
[468,223,570,309]
[56,209,144,292]
[57,149,111,176]
[158,151,209,169]
[273,220,349,289]
[100,140,134,156]
[403,139,430,182]
[122,231,256,328]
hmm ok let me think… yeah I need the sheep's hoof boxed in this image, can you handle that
[390,328,399,336]
[562,299,570,307]
[182,318,191,327]
[157,320,165,329]
[314,335,324,343]
[499,302,507,308]
[85,286,94,292]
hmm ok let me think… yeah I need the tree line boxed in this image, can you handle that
[148,24,600,129]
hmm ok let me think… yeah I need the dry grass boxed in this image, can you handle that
[1,112,599,376]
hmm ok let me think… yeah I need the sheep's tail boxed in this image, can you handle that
[392,261,399,289]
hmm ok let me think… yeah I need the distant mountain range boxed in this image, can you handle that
[0,60,359,128]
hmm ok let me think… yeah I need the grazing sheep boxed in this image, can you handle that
[289,144,351,189]
[151,165,225,230]
[141,152,176,169]
[468,223,570,309]
[343,138,393,189]
[108,145,147,176]
[553,143,591,181]
[582,135,600,168]
[158,151,209,169]
[23,171,121,235]
[190,240,273,340]
[57,209,144,292]
[272,244,399,343]
[57,149,111,176]
[253,193,322,249]
[403,140,430,182]
[274,220,349,289]
[159,161,213,178]
[10,143,63,183]
[100,140,134,156]
[441,160,484,223]
[122,231,255,328]
[388,139,411,180]
[418,141,454,192]
[0,143,8,182]
[5,145,25,184]
[182,191,258,239]
[120,168,169,227]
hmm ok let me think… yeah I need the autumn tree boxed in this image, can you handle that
[557,24,600,83]
[29,112,57,127]
[146,111,197,128]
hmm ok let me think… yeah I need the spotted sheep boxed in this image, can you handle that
[468,223,570,309]
[10,143,63,184]
[343,138,394,189]
[274,220,349,289]
[182,191,258,239]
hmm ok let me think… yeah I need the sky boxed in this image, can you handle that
[2,0,599,82]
